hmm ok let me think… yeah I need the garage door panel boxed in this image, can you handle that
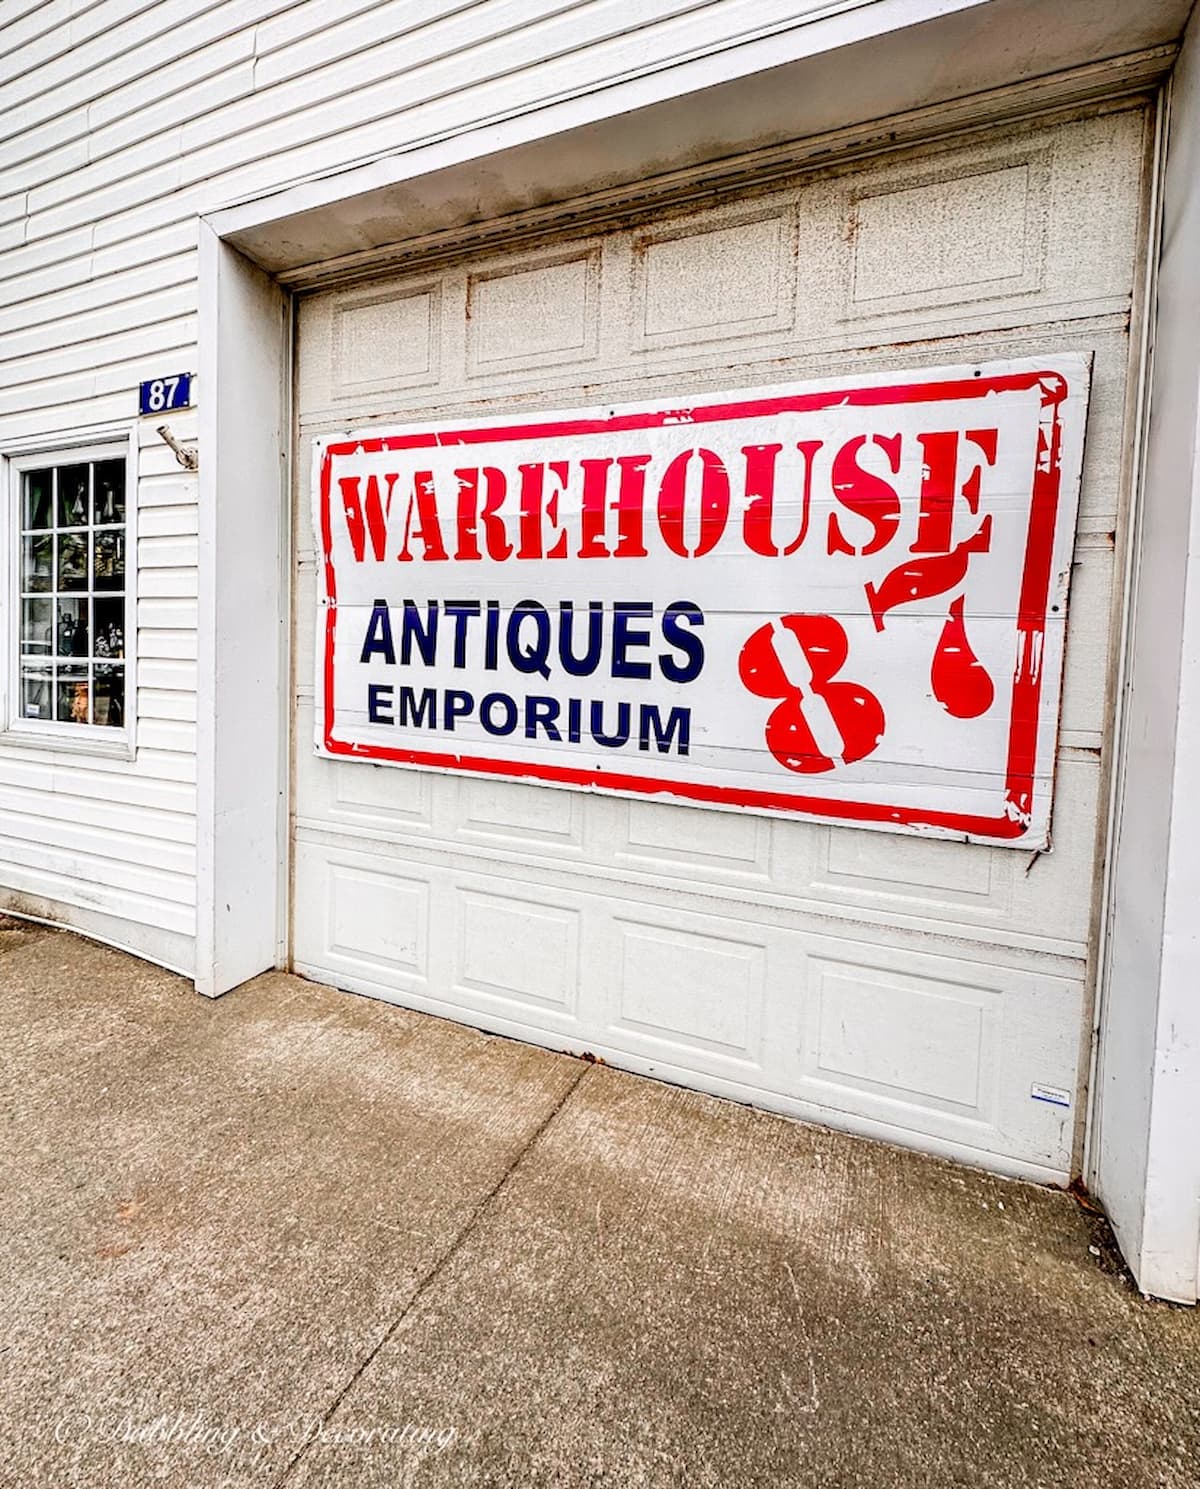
[332,279,443,400]
[803,955,1003,1122]
[792,756,1100,952]
[465,244,604,377]
[630,202,799,352]
[837,107,1144,322]
[292,839,1083,1174]
[454,775,586,853]
[603,915,771,1070]
[312,853,433,991]
[452,885,583,1023]
[292,103,1149,1178]
[799,945,1081,1169]
[294,109,1146,425]
[616,798,774,884]
[294,764,1097,959]
[322,756,437,832]
[295,697,1100,957]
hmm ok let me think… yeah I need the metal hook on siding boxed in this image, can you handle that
[156,424,199,472]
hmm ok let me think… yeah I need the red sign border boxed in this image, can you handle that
[318,369,1070,840]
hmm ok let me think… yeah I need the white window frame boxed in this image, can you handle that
[0,427,138,759]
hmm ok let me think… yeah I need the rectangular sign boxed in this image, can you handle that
[138,372,192,416]
[313,357,1089,847]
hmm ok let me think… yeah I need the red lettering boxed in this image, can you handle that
[931,595,995,719]
[826,434,902,557]
[742,441,820,557]
[739,614,885,773]
[865,518,993,631]
[911,428,998,554]
[578,457,614,558]
[657,448,730,559]
[453,467,511,562]
[517,461,570,560]
[396,470,449,563]
[338,473,397,562]
[613,454,651,559]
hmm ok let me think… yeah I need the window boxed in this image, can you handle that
[7,442,132,741]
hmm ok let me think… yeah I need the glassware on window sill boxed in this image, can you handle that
[18,455,129,731]
[56,598,89,658]
[56,465,89,528]
[94,460,125,525]
[94,597,124,659]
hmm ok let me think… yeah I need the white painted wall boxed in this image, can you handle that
[1092,3,1200,1305]
[195,229,288,997]
[1,0,918,966]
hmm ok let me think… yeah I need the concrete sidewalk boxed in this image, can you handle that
[1,918,1197,1489]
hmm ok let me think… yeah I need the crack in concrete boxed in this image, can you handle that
[269,1058,591,1488]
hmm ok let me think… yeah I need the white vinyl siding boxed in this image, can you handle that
[0,0,879,966]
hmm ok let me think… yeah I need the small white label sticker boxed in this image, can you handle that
[1031,1082,1072,1108]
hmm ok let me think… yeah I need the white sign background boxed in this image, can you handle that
[313,357,1090,848]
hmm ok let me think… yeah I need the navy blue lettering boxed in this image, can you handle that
[443,689,474,729]
[480,692,518,735]
[398,687,436,728]
[639,705,690,755]
[612,601,654,680]
[590,700,631,748]
[360,600,396,664]
[484,600,501,670]
[400,601,438,666]
[558,601,603,676]
[659,602,705,683]
[443,600,481,667]
[507,601,552,679]
[525,696,562,740]
[367,683,394,723]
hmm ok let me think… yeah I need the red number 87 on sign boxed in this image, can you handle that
[738,614,886,774]
[739,595,996,775]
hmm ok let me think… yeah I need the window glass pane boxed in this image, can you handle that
[22,470,53,531]
[21,598,52,656]
[94,664,124,728]
[56,666,89,725]
[21,665,51,720]
[93,531,124,591]
[94,460,125,525]
[93,597,125,659]
[56,464,89,527]
[58,532,88,591]
[56,597,89,657]
[14,452,129,733]
[22,534,53,592]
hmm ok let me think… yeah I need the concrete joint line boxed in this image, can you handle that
[269,1060,591,1487]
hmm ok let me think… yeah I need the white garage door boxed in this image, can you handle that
[291,103,1150,1181]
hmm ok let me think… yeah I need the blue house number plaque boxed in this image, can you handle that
[139,372,192,416]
